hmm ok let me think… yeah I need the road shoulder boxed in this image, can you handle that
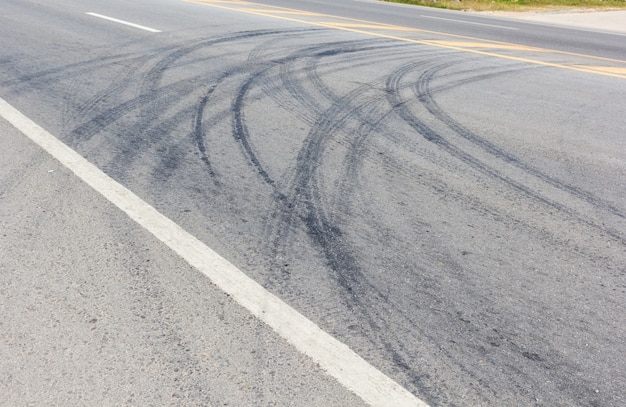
[480,9,626,34]
[0,118,366,406]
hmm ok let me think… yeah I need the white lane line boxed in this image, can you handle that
[0,97,428,407]
[86,12,161,33]
[420,15,518,30]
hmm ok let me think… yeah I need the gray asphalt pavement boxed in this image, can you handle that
[1,0,625,406]
[252,0,626,59]
[484,9,626,35]
[0,119,366,406]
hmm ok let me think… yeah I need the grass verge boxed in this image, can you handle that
[384,0,626,12]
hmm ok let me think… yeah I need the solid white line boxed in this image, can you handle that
[0,97,429,407]
[420,15,518,30]
[86,12,161,33]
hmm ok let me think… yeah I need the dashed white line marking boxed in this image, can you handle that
[0,97,429,407]
[420,15,518,30]
[86,12,162,33]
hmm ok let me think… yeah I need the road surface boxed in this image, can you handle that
[1,0,625,405]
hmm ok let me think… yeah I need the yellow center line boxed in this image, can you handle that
[424,41,547,52]
[241,8,322,16]
[183,0,626,79]
[187,0,626,63]
[577,66,626,75]
[320,22,415,31]
[198,0,253,3]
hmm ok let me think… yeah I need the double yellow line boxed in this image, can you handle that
[183,0,626,79]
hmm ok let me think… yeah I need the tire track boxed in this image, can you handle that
[187,34,322,184]
[224,37,446,397]
[385,62,626,245]
[238,48,548,400]
[193,83,223,180]
[263,60,452,398]
[414,66,626,220]
[257,51,623,404]
[66,29,312,177]
[0,50,144,94]
[230,40,398,188]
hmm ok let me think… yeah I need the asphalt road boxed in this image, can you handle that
[1,0,625,406]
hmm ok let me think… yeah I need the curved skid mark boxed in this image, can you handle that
[194,91,219,179]
[385,62,625,245]
[226,38,442,392]
[232,72,278,186]
[67,29,313,181]
[264,64,444,395]
[230,39,397,188]
[1,50,147,92]
[415,70,626,220]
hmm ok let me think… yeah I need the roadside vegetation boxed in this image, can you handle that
[384,0,626,12]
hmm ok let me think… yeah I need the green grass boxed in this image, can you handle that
[384,0,626,12]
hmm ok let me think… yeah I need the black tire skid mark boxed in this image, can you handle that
[295,63,543,403]
[140,29,314,93]
[0,50,147,94]
[232,70,279,187]
[267,55,612,403]
[187,32,317,183]
[246,36,286,62]
[155,61,260,183]
[69,28,305,138]
[241,41,356,278]
[254,43,422,279]
[385,62,626,246]
[274,57,325,125]
[415,68,626,221]
[228,38,443,397]
[315,61,620,265]
[67,37,247,126]
[6,41,227,130]
[188,40,383,215]
[268,44,441,212]
[235,38,317,127]
[1,47,171,135]
[61,48,198,135]
[67,75,199,145]
[254,51,528,401]
[301,52,464,211]
[302,42,414,104]
[382,62,625,403]
[267,66,453,399]
[119,103,201,180]
[193,69,262,181]
[190,36,287,181]
[141,29,318,183]
[66,29,309,175]
[252,40,393,128]
[291,58,542,274]
[8,19,612,405]
[333,57,626,401]
[268,80,392,255]
[349,150,596,406]
[211,42,427,193]
[230,40,393,188]
[293,98,431,396]
[302,48,496,151]
[299,54,466,211]
[332,98,394,214]
[193,83,222,180]
[275,40,400,124]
